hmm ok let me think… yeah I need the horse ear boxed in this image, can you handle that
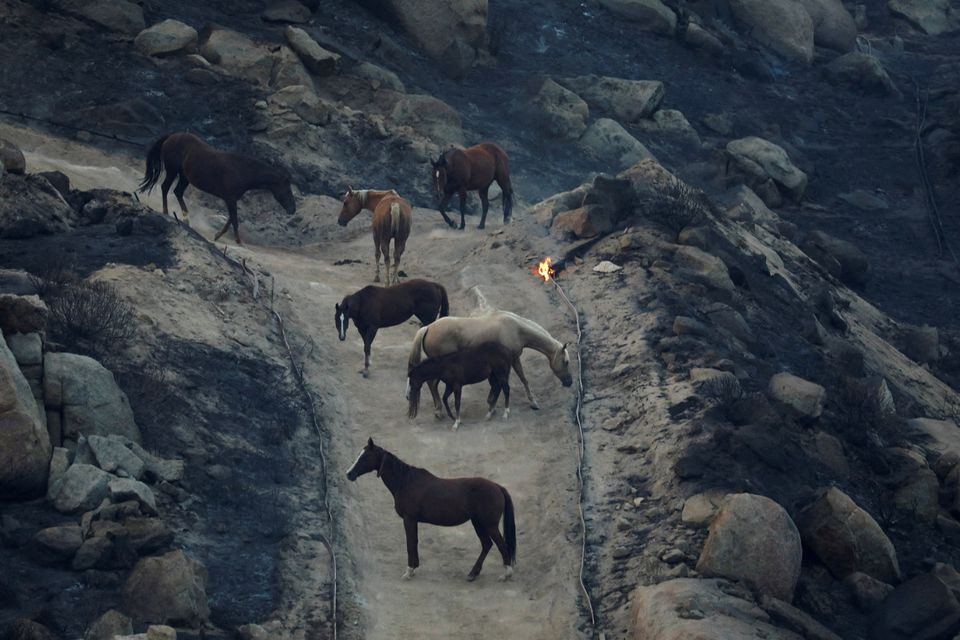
[367,437,374,447]
[335,302,340,311]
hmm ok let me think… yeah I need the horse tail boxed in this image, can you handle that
[495,147,514,220]
[501,486,516,566]
[390,201,401,236]
[408,325,429,372]
[437,285,449,319]
[138,133,171,194]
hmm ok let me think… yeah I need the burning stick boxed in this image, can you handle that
[531,256,596,629]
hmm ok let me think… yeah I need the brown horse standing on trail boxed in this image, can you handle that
[335,279,449,377]
[138,132,296,245]
[338,188,413,284]
[406,342,512,431]
[346,437,516,582]
[431,143,513,230]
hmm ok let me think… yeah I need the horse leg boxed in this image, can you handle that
[362,327,377,378]
[173,173,190,225]
[382,243,392,287]
[489,526,513,581]
[501,373,511,420]
[457,189,467,231]
[467,518,493,581]
[392,239,405,285]
[213,202,233,242]
[373,240,382,283]
[428,379,444,419]
[478,186,490,230]
[485,376,501,420]
[438,192,456,228]
[512,356,539,410]
[228,199,242,245]
[401,517,419,579]
[452,385,462,431]
[442,384,455,420]
[160,171,176,217]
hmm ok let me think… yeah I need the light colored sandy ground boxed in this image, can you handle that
[0,122,585,638]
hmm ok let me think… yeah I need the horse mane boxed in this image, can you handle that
[381,450,425,487]
[229,151,289,187]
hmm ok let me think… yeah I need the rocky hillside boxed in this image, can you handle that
[2,0,960,638]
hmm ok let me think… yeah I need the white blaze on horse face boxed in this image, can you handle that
[338,313,347,340]
[346,447,365,477]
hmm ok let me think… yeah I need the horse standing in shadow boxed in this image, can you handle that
[431,143,513,230]
[338,188,413,285]
[138,132,296,245]
[407,341,512,431]
[346,438,516,582]
[336,279,448,377]
[407,310,572,417]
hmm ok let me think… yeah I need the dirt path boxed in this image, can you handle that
[251,205,584,639]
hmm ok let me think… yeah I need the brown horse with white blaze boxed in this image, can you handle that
[139,132,296,244]
[338,188,413,284]
[346,438,516,582]
[432,143,513,230]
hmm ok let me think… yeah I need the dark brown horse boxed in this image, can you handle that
[336,279,449,377]
[337,188,413,284]
[431,143,513,230]
[406,341,512,431]
[139,132,296,244]
[346,438,516,581]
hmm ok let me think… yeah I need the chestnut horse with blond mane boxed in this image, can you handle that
[338,188,413,284]
[432,143,513,230]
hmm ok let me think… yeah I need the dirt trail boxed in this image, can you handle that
[252,206,584,639]
[0,123,586,638]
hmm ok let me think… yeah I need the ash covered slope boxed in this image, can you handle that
[0,0,959,638]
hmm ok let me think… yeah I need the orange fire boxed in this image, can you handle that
[535,257,555,282]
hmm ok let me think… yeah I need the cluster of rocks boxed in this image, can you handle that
[0,283,207,635]
[526,74,700,173]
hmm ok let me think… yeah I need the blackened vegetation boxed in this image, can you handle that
[42,278,137,358]
[644,177,709,236]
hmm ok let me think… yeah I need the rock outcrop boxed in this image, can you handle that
[528,78,589,141]
[134,20,198,57]
[726,137,808,206]
[597,0,677,35]
[121,549,210,626]
[558,75,664,123]
[695,493,803,601]
[0,329,50,498]
[728,0,815,64]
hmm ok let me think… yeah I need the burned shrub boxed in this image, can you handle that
[44,279,136,356]
[643,177,709,235]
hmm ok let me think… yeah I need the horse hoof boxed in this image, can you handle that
[362,370,370,379]
[502,409,510,421]
[458,224,465,231]
[401,568,415,580]
[478,224,485,230]
[451,420,460,431]
[485,411,494,421]
[498,566,514,582]
[466,573,478,582]
[530,402,540,411]
[434,412,445,421]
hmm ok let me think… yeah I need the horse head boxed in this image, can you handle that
[346,437,385,481]
[338,186,364,226]
[431,154,448,199]
[551,342,573,387]
[271,175,297,215]
[334,300,350,341]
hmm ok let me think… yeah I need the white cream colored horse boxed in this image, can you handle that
[406,310,573,416]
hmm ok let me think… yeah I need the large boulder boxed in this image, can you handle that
[888,0,960,35]
[0,295,47,335]
[558,75,664,123]
[86,434,146,479]
[728,0,815,64]
[134,20,198,57]
[0,138,26,174]
[0,332,50,499]
[801,230,870,287]
[51,463,111,513]
[56,0,145,35]
[262,0,312,23]
[552,206,613,239]
[797,487,900,583]
[630,578,804,639]
[695,493,803,601]
[597,0,677,35]
[825,52,898,96]
[269,85,331,126]
[390,94,463,144]
[0,174,74,239]
[284,26,341,76]
[726,137,808,205]
[84,609,133,640]
[871,566,960,639]
[121,549,210,626]
[34,524,83,560]
[768,372,825,419]
[200,28,274,85]
[528,78,589,141]
[673,246,736,292]
[579,118,655,170]
[43,352,141,444]
[269,46,316,92]
[796,0,857,51]
[108,477,158,515]
[361,0,486,73]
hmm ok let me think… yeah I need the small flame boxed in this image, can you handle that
[535,257,555,282]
